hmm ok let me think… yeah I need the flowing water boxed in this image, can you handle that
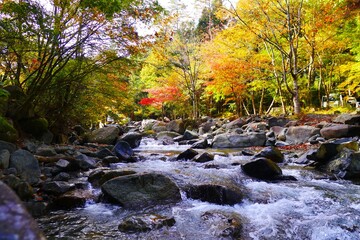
[36,138,360,239]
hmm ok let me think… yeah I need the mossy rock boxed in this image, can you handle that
[19,118,48,138]
[0,116,18,142]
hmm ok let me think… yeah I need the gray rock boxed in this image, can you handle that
[285,126,320,144]
[42,181,74,195]
[156,131,181,140]
[333,114,360,125]
[74,153,97,170]
[88,126,120,144]
[120,132,143,148]
[177,148,198,161]
[183,130,199,140]
[118,214,175,233]
[254,146,284,163]
[35,146,57,157]
[320,124,360,139]
[191,139,209,149]
[212,132,266,148]
[0,181,46,240]
[323,148,360,179]
[0,149,10,169]
[166,119,185,134]
[193,152,214,163]
[0,140,17,153]
[9,149,41,185]
[112,141,134,161]
[95,148,115,159]
[201,211,242,239]
[241,158,282,180]
[223,118,246,130]
[268,117,289,127]
[101,173,181,209]
[52,189,94,209]
[140,119,158,131]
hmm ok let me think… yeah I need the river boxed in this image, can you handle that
[36,138,360,239]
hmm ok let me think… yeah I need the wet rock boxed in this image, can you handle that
[152,122,167,132]
[294,149,318,164]
[103,155,120,164]
[243,122,268,132]
[185,184,243,205]
[177,148,198,161]
[268,117,289,127]
[156,131,181,140]
[98,170,137,186]
[2,174,34,200]
[307,139,359,164]
[112,141,134,162]
[120,132,142,148]
[193,152,214,163]
[320,124,360,139]
[223,118,246,130]
[52,189,94,209]
[118,214,176,233]
[183,130,199,140]
[201,211,242,239]
[53,172,71,181]
[95,148,115,159]
[42,181,74,195]
[0,149,10,169]
[88,126,120,144]
[0,181,46,240]
[9,149,41,185]
[191,139,209,149]
[35,146,57,157]
[140,119,158,131]
[101,173,181,209]
[55,159,72,171]
[241,158,282,180]
[254,146,284,163]
[333,114,360,125]
[285,126,320,144]
[212,132,266,148]
[74,153,97,170]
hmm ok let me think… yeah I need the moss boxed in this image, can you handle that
[19,118,48,138]
[0,116,18,142]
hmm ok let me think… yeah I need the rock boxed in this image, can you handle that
[53,172,71,181]
[88,126,120,144]
[185,184,243,205]
[42,181,74,195]
[223,118,246,130]
[183,130,199,140]
[156,131,181,140]
[2,174,34,200]
[112,141,134,161]
[120,132,142,148]
[9,149,41,185]
[285,126,320,144]
[294,149,318,164]
[95,148,115,159]
[166,119,185,134]
[101,173,181,209]
[55,159,72,170]
[254,146,284,163]
[52,189,94,209]
[74,153,97,170]
[0,181,46,240]
[193,152,214,163]
[152,122,167,132]
[243,122,268,132]
[268,117,289,127]
[191,139,209,149]
[0,149,10,169]
[320,124,360,139]
[0,116,18,142]
[176,148,198,161]
[333,114,360,125]
[19,118,48,138]
[98,170,137,186]
[35,146,57,157]
[241,158,282,180]
[212,132,266,148]
[201,211,242,239]
[140,119,158,131]
[103,156,120,164]
[0,140,17,153]
[308,139,359,164]
[118,214,176,233]
[322,148,360,180]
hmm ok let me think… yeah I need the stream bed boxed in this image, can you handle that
[36,139,360,239]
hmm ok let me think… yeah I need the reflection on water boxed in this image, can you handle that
[36,140,360,239]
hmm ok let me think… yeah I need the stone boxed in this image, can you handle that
[193,152,214,163]
[254,146,284,163]
[223,118,246,130]
[183,130,199,140]
[118,214,175,233]
[74,153,97,170]
[95,148,115,159]
[166,119,185,134]
[140,119,158,131]
[35,146,57,157]
[55,159,72,170]
[185,184,243,205]
[0,181,46,240]
[53,172,71,181]
[333,114,360,125]
[98,170,137,186]
[201,211,242,239]
[101,173,181,209]
[88,126,120,144]
[120,132,143,148]
[211,132,266,148]
[176,148,198,161]
[323,148,360,180]
[191,139,209,149]
[9,149,41,185]
[268,117,289,127]
[112,141,134,161]
[2,174,33,200]
[0,140,17,153]
[52,189,94,209]
[241,158,282,180]
[152,122,167,133]
[42,181,74,195]
[320,124,360,139]
[285,126,320,144]
[156,131,181,140]
[0,149,10,169]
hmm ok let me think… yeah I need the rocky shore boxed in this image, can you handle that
[0,114,360,238]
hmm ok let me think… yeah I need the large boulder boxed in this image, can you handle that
[74,153,97,170]
[0,149,10,169]
[88,126,120,144]
[120,132,142,148]
[0,140,17,153]
[0,181,46,240]
[212,132,266,148]
[241,158,282,180]
[9,149,41,185]
[201,211,242,239]
[0,116,18,142]
[268,117,289,127]
[166,119,185,134]
[320,124,360,139]
[333,114,360,125]
[254,146,284,163]
[101,173,181,209]
[112,141,134,161]
[284,126,320,144]
[223,118,246,130]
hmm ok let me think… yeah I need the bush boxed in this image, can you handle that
[19,118,48,138]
